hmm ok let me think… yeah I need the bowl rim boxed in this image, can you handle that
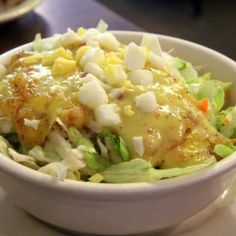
[1,31,236,197]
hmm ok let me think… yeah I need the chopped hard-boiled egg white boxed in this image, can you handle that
[61,28,81,47]
[24,119,40,130]
[141,34,162,55]
[105,64,127,86]
[86,119,103,133]
[80,47,105,67]
[135,91,157,113]
[99,32,120,51]
[125,42,147,71]
[109,88,123,99]
[84,62,104,78]
[82,28,101,46]
[82,73,99,83]
[95,104,121,127]
[132,136,144,157]
[78,80,108,109]
[75,46,91,63]
[128,69,153,86]
[82,73,110,90]
[149,52,165,70]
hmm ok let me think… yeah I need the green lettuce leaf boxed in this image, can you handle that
[216,106,236,138]
[83,151,110,172]
[174,58,231,117]
[174,57,187,71]
[33,33,43,52]
[99,157,216,183]
[214,143,236,158]
[173,57,198,83]
[68,127,109,171]
[8,148,39,170]
[28,145,61,166]
[68,127,94,149]
[196,79,225,112]
[0,136,10,157]
[96,19,108,33]
[99,130,130,162]
[48,129,85,169]
[38,162,67,181]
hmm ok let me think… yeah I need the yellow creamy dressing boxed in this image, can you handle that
[0,43,228,168]
[0,56,89,147]
[110,72,225,167]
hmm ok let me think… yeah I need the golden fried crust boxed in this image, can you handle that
[59,104,91,129]
[1,51,90,148]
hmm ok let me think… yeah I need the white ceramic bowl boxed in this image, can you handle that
[0,32,236,235]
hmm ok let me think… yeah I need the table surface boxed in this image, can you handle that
[0,0,235,60]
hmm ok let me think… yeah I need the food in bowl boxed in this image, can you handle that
[0,20,235,183]
[0,23,236,236]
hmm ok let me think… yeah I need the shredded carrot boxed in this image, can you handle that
[200,98,209,113]
[224,118,230,125]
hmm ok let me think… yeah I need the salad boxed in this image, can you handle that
[0,20,235,183]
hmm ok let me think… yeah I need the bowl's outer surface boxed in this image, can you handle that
[0,32,236,235]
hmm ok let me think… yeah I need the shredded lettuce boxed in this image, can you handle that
[184,72,228,114]
[83,150,110,172]
[2,22,236,184]
[174,58,198,83]
[44,141,62,162]
[99,130,130,162]
[197,79,225,112]
[8,148,39,170]
[28,145,61,166]
[0,136,10,157]
[0,64,7,77]
[33,33,43,52]
[96,137,109,159]
[174,60,233,128]
[48,129,85,169]
[68,127,109,171]
[38,162,67,181]
[99,157,216,183]
[33,33,62,52]
[96,19,108,33]
[174,57,187,71]
[216,106,236,138]
[214,143,236,158]
[66,169,81,180]
[68,127,93,149]
[89,173,104,183]
[174,57,231,118]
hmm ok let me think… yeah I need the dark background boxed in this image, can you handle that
[98,0,236,60]
[0,0,235,60]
